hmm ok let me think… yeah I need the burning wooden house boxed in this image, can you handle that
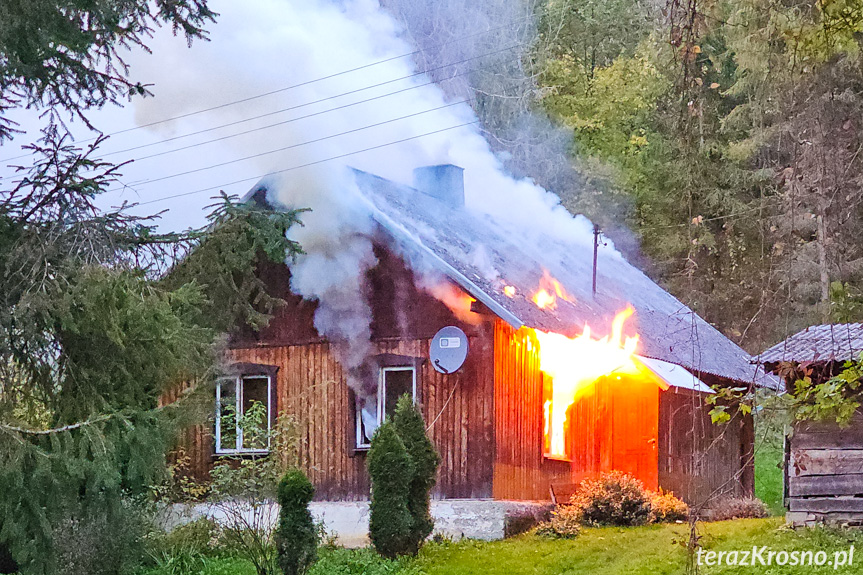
[179,163,776,507]
[757,324,863,526]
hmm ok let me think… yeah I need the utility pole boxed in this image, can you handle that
[592,224,600,296]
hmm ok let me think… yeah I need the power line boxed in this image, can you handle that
[100,76,459,159]
[99,51,520,162]
[2,42,518,165]
[0,2,550,165]
[107,99,472,192]
[132,98,473,163]
[131,120,479,207]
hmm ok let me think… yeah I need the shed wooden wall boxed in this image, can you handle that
[658,388,754,504]
[787,412,863,522]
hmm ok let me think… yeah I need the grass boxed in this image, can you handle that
[149,519,863,575]
[754,405,789,516]
[755,441,785,515]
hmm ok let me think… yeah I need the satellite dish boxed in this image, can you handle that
[430,326,469,374]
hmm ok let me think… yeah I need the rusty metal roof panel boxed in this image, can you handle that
[350,170,780,389]
[757,323,863,364]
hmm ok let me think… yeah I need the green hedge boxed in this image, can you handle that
[275,469,317,575]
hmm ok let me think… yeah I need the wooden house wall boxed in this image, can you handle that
[658,388,754,504]
[566,377,660,490]
[171,242,496,500]
[787,412,863,520]
[492,322,571,500]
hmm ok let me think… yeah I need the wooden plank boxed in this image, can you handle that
[790,449,863,477]
[788,497,863,513]
[789,474,863,497]
[792,431,863,450]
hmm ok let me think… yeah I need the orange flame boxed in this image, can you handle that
[535,306,639,458]
[426,283,480,325]
[503,285,516,297]
[532,270,574,310]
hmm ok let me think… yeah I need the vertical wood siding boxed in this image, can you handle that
[658,388,754,503]
[493,321,571,500]
[202,331,496,501]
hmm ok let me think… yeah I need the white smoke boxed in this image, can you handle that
[129,0,617,394]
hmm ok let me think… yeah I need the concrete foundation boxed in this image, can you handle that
[166,499,551,547]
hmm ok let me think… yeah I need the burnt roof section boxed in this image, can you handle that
[757,323,863,364]
[348,169,779,389]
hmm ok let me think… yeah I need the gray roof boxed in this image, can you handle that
[346,170,779,389]
[757,323,863,364]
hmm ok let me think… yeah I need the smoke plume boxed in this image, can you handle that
[129,0,624,398]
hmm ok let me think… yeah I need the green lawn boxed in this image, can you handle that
[166,519,863,575]
[754,406,789,516]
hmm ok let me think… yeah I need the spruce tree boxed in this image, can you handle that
[392,394,440,554]
[367,422,414,558]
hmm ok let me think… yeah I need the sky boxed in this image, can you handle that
[0,0,468,233]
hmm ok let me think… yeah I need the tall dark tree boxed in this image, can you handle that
[0,0,217,141]
[0,3,304,574]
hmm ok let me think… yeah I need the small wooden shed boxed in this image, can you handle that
[174,165,776,505]
[758,323,863,525]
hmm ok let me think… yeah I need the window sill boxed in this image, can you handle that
[543,454,572,463]
[213,450,271,458]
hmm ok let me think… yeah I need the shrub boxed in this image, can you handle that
[570,471,651,526]
[145,518,218,575]
[209,412,300,575]
[275,469,318,575]
[53,501,151,575]
[150,518,219,557]
[367,422,415,558]
[391,394,440,554]
[710,497,769,521]
[648,490,689,523]
[535,506,581,539]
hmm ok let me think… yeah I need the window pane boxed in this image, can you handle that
[219,379,237,451]
[240,377,269,450]
[384,369,413,420]
[358,394,378,446]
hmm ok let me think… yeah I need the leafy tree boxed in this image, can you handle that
[367,422,414,558]
[391,394,439,554]
[275,469,317,575]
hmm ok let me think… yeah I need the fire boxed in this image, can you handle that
[532,269,574,310]
[535,307,639,458]
[503,285,516,297]
[426,282,480,325]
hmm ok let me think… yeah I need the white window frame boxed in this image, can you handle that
[355,366,417,450]
[215,374,273,455]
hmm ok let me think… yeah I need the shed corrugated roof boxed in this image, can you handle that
[346,170,779,389]
[757,323,863,364]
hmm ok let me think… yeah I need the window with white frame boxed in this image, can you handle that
[356,366,417,449]
[216,374,273,454]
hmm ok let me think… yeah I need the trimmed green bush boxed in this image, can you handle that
[535,506,581,539]
[275,469,317,575]
[570,471,651,526]
[367,422,414,558]
[392,394,440,554]
[648,489,688,523]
